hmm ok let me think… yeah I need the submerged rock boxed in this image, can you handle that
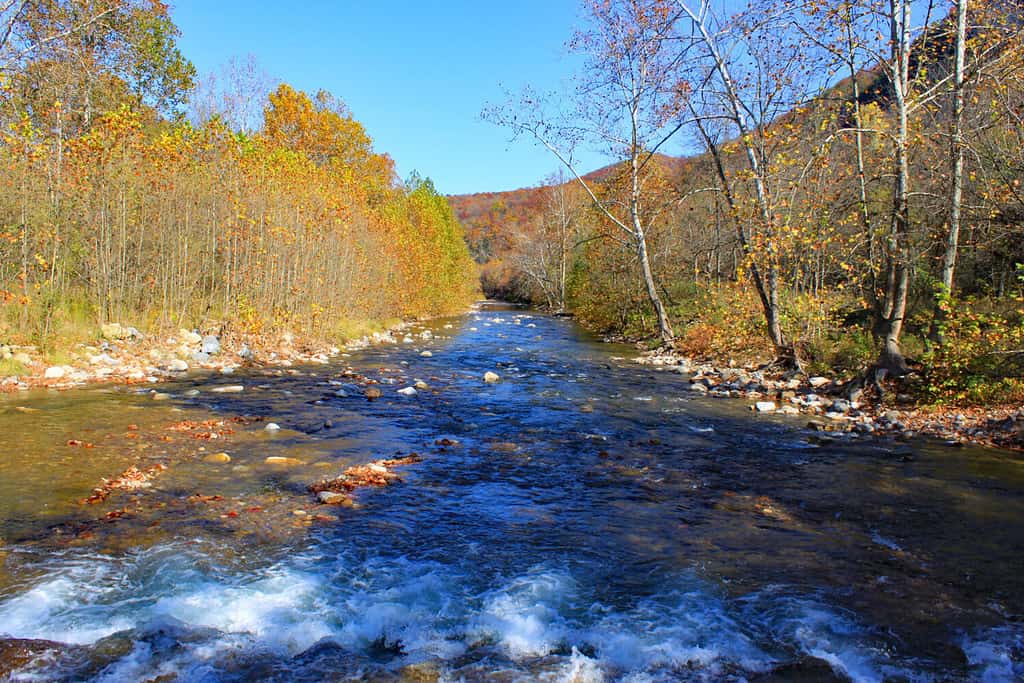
[397,387,418,397]
[265,456,303,466]
[203,452,231,464]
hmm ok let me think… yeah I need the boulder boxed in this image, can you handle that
[808,376,831,388]
[191,351,211,364]
[755,401,777,413]
[414,380,429,391]
[264,422,281,432]
[397,387,418,397]
[483,371,501,383]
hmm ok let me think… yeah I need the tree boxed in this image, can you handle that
[487,0,691,346]
[676,0,819,367]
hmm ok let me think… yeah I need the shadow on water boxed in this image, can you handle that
[1,302,1023,681]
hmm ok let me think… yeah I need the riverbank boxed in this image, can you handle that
[635,350,1024,451]
[0,316,461,395]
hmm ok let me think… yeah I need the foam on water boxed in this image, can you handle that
[961,624,1024,682]
[0,545,979,680]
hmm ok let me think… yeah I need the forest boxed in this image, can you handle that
[0,0,479,361]
[459,0,1024,405]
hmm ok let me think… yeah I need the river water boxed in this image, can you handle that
[1,303,1022,682]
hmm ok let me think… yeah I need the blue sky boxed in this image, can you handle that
[170,1,608,195]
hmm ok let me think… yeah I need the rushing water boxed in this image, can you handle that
[1,303,1023,682]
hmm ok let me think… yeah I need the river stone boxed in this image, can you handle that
[491,442,519,452]
[201,335,220,355]
[211,385,244,393]
[166,359,188,373]
[101,323,129,340]
[808,376,831,388]
[397,387,418,397]
[483,371,501,383]
[179,329,202,345]
[755,401,777,413]
[265,456,303,466]
[414,380,429,391]
[831,399,852,414]
[265,422,281,432]
[12,352,30,365]
[203,452,231,464]
[0,346,11,360]
[43,366,65,379]
[317,491,349,505]
[192,351,211,363]
[151,392,171,401]
[365,387,383,400]
[689,382,708,393]
[420,350,433,357]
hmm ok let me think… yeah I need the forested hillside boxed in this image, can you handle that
[0,1,479,353]
[465,0,1024,404]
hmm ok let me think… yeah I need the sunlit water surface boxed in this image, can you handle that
[1,303,1023,682]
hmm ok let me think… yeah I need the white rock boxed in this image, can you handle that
[420,351,433,358]
[397,387,418,397]
[211,385,244,393]
[167,359,188,373]
[180,329,202,345]
[43,366,65,379]
[808,376,831,388]
[755,401,777,413]
[265,422,281,431]
[484,371,501,383]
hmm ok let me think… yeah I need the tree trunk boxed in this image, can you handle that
[877,0,912,375]
[935,0,967,341]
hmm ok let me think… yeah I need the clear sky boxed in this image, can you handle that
[169,1,608,196]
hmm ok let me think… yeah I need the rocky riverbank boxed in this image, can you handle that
[0,320,444,394]
[637,351,1024,451]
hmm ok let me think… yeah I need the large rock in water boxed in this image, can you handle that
[483,371,501,384]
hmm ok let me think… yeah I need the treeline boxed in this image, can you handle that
[0,1,478,346]
[480,0,1024,404]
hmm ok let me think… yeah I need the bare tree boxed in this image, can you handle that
[675,0,818,367]
[486,0,692,346]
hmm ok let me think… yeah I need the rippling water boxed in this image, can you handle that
[1,303,1023,682]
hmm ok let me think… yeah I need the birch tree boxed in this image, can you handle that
[487,0,691,346]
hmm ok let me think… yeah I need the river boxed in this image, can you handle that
[0,303,1022,682]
